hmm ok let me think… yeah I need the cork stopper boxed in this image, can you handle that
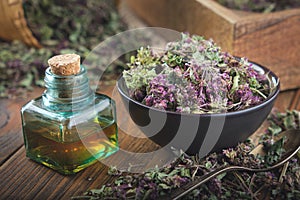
[48,54,81,76]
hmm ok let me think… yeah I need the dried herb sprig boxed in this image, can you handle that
[74,110,300,200]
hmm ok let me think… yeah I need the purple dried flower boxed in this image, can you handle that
[123,33,270,113]
[132,87,146,102]
[7,59,22,69]
[256,73,268,82]
[265,171,276,184]
[232,84,263,109]
[291,158,298,163]
[246,66,258,78]
[175,81,202,113]
[172,175,189,188]
[223,148,237,161]
[144,74,176,110]
[208,178,222,196]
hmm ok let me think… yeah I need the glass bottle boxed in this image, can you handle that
[21,64,119,175]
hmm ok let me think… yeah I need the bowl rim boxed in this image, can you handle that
[117,60,280,117]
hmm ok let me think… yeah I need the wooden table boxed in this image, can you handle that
[1,85,299,199]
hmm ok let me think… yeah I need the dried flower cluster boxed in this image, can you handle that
[123,33,271,114]
[73,110,300,199]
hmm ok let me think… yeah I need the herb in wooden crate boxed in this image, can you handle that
[216,0,300,13]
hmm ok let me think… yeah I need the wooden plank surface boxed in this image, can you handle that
[0,85,298,199]
[0,88,43,165]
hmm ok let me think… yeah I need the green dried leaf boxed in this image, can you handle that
[142,189,153,200]
[159,183,170,190]
[205,161,213,169]
[180,168,191,178]
[217,172,227,180]
[19,73,33,89]
[268,124,282,136]
[283,114,296,129]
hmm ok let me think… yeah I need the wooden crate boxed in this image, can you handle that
[124,0,300,90]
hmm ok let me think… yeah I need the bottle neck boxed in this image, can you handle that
[42,66,94,112]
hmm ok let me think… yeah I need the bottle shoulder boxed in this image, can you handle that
[21,93,115,121]
[21,96,43,112]
[94,93,115,105]
[21,96,66,120]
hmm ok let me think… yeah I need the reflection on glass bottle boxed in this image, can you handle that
[21,55,118,175]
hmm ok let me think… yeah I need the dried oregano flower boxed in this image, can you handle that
[123,33,271,114]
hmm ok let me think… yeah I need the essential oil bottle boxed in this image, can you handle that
[21,54,119,175]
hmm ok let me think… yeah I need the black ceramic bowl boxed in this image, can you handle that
[117,61,280,156]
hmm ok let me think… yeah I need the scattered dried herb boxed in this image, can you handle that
[0,0,127,98]
[73,110,300,199]
[123,33,272,114]
[0,40,51,98]
[216,0,300,13]
[24,0,126,54]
